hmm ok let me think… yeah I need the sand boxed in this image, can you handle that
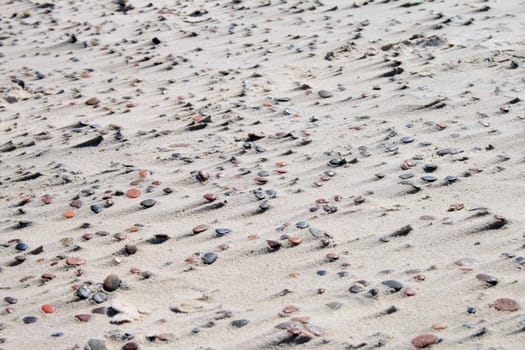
[0,0,524,349]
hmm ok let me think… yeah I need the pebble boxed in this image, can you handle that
[231,319,249,328]
[192,224,209,234]
[123,342,139,350]
[382,280,403,292]
[476,273,498,286]
[411,334,438,348]
[493,298,519,311]
[203,193,217,201]
[75,314,92,322]
[23,316,38,324]
[125,244,137,255]
[421,175,437,182]
[202,252,218,264]
[103,274,121,292]
[215,228,232,237]
[140,199,156,208]
[90,204,102,214]
[66,257,86,266]
[41,304,56,313]
[15,242,28,251]
[318,90,333,98]
[126,188,141,198]
[91,292,108,304]
[288,237,303,246]
[85,97,100,105]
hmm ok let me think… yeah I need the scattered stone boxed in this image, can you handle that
[411,334,438,348]
[103,274,121,292]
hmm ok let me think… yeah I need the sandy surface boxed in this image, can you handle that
[1,0,524,349]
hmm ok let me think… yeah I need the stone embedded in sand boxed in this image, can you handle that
[41,195,53,204]
[63,210,76,218]
[125,244,137,255]
[382,280,403,292]
[282,305,299,314]
[23,316,38,324]
[288,237,302,246]
[126,188,141,198]
[318,90,333,98]
[202,252,217,264]
[139,169,150,178]
[215,228,232,237]
[493,298,519,311]
[203,193,217,201]
[103,274,121,292]
[41,304,56,313]
[140,199,156,208]
[66,257,85,266]
[85,97,100,105]
[70,199,83,208]
[75,314,92,322]
[123,342,139,350]
[231,319,249,328]
[411,334,438,348]
[476,273,498,286]
[192,224,209,234]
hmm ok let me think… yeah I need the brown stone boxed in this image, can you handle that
[192,224,209,234]
[282,305,299,314]
[41,304,55,313]
[203,193,217,201]
[63,210,76,219]
[126,188,141,198]
[85,97,100,106]
[75,314,91,322]
[103,274,121,292]
[493,298,519,311]
[411,334,438,348]
[66,257,85,266]
[288,237,302,246]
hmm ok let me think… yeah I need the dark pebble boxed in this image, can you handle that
[318,90,333,98]
[51,332,64,337]
[70,199,83,208]
[77,285,90,299]
[467,306,477,314]
[476,273,498,286]
[123,342,139,350]
[152,37,161,45]
[202,252,218,264]
[90,204,102,214]
[231,319,249,328]
[423,164,438,173]
[215,228,232,237]
[382,280,403,292]
[401,136,414,143]
[296,221,309,229]
[399,173,414,179]
[317,270,328,276]
[15,242,28,251]
[125,244,137,255]
[23,316,38,324]
[140,199,156,208]
[421,175,437,182]
[4,297,17,304]
[445,175,457,183]
[328,158,346,167]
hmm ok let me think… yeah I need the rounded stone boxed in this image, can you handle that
[411,334,438,348]
[493,298,519,311]
[23,316,38,324]
[215,228,232,237]
[202,252,218,265]
[318,90,333,98]
[421,175,437,182]
[401,136,414,143]
[192,224,209,234]
[85,97,100,106]
[41,304,56,314]
[296,221,309,229]
[66,257,85,266]
[15,242,28,251]
[123,342,139,350]
[70,199,83,208]
[140,199,156,208]
[203,193,217,202]
[63,210,76,219]
[126,188,141,198]
[125,244,137,255]
[288,237,302,246]
[90,204,102,214]
[91,292,108,304]
[476,273,498,286]
[75,314,92,322]
[282,305,299,314]
[103,274,121,292]
[382,280,403,292]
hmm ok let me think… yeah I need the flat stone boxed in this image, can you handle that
[41,304,56,313]
[421,175,437,182]
[493,298,519,311]
[476,273,498,286]
[231,319,249,328]
[90,204,102,214]
[140,199,156,208]
[85,97,100,105]
[23,316,38,324]
[382,280,403,292]
[126,188,141,198]
[288,237,302,246]
[70,199,83,208]
[401,136,414,143]
[192,224,209,234]
[411,334,438,348]
[91,292,108,304]
[203,193,217,201]
[202,252,218,264]
[75,314,92,322]
[66,257,85,266]
[103,274,121,292]
[296,221,309,229]
[215,228,232,237]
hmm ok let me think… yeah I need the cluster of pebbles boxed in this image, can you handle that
[0,0,524,349]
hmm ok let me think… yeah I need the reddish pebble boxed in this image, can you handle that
[203,193,217,201]
[411,334,438,348]
[287,328,302,336]
[414,274,426,281]
[126,188,141,198]
[139,170,150,178]
[123,342,139,350]
[403,289,417,297]
[75,314,91,322]
[66,257,85,266]
[41,273,56,280]
[282,305,299,314]
[63,210,76,219]
[85,97,99,105]
[288,237,302,246]
[493,298,519,311]
[82,233,94,240]
[41,304,55,313]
